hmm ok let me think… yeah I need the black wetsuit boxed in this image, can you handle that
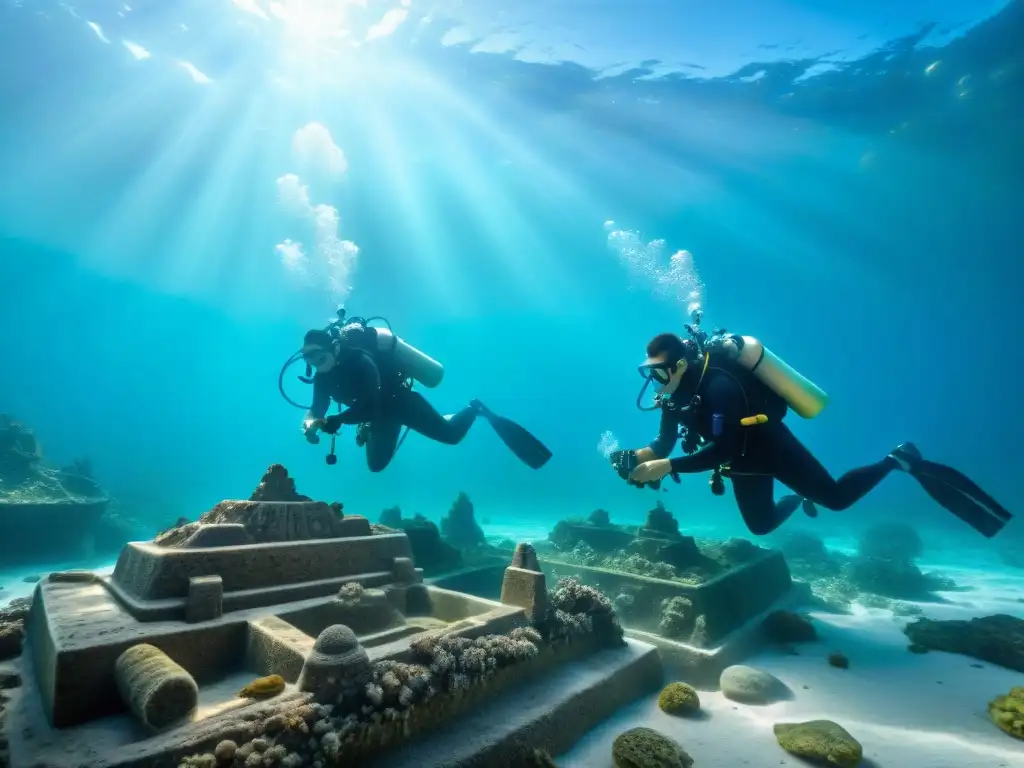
[310,347,477,472]
[649,365,896,535]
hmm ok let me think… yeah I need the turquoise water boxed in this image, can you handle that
[0,1,1022,572]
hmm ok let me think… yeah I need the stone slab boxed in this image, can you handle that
[111,533,414,603]
[371,639,663,768]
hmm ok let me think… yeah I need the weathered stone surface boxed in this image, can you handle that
[185,576,223,623]
[440,492,485,549]
[903,614,1024,672]
[113,530,412,603]
[391,557,420,585]
[500,567,548,623]
[114,643,199,732]
[182,524,252,549]
[249,464,312,503]
[511,542,540,572]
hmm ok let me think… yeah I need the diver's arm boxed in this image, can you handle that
[642,407,679,460]
[333,352,382,425]
[306,378,331,423]
[667,377,744,474]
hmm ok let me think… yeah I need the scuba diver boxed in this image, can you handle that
[609,308,1013,539]
[280,307,552,472]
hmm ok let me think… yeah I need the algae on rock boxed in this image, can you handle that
[657,682,700,715]
[988,686,1024,740]
[773,719,863,767]
[611,726,693,768]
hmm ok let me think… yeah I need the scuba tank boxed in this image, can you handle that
[369,327,444,389]
[708,334,828,419]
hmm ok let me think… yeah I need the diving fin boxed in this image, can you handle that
[892,443,1012,538]
[472,400,552,470]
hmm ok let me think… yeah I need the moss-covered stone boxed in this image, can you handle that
[988,686,1024,740]
[773,719,862,767]
[612,727,693,768]
[657,682,700,715]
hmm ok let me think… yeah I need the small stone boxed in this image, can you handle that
[720,665,787,704]
[828,652,850,669]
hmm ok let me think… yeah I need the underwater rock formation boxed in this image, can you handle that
[587,508,611,527]
[377,509,463,575]
[0,597,30,663]
[549,520,635,553]
[720,665,788,704]
[903,614,1024,672]
[250,463,313,502]
[611,727,693,768]
[638,501,681,540]
[762,610,817,644]
[657,682,700,715]
[440,492,486,550]
[658,597,694,639]
[154,465,346,546]
[773,720,863,767]
[0,414,111,563]
[988,687,1024,739]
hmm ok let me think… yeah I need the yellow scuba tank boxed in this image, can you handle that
[713,334,828,419]
[373,327,445,388]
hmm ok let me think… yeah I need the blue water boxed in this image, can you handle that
[0,0,1022,571]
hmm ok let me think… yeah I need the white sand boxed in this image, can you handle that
[559,564,1024,768]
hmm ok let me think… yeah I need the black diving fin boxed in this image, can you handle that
[472,400,552,470]
[894,443,1012,538]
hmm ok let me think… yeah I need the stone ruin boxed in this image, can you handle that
[3,465,665,768]
[0,414,111,564]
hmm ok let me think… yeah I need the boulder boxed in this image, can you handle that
[903,614,1024,672]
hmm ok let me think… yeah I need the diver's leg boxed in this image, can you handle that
[767,424,894,511]
[364,417,403,473]
[731,473,801,535]
[396,390,478,445]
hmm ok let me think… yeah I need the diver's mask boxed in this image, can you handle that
[635,358,685,411]
[301,344,338,376]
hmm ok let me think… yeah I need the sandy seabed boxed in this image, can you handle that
[559,562,1024,768]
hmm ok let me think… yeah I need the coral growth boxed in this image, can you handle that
[440,492,486,550]
[0,413,106,504]
[658,597,694,639]
[988,686,1024,739]
[337,582,365,605]
[657,682,700,715]
[238,675,286,699]
[541,577,624,647]
[0,597,30,662]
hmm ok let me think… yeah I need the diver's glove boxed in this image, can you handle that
[321,414,345,435]
[302,418,323,445]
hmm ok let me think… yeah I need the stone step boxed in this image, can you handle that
[370,638,663,768]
